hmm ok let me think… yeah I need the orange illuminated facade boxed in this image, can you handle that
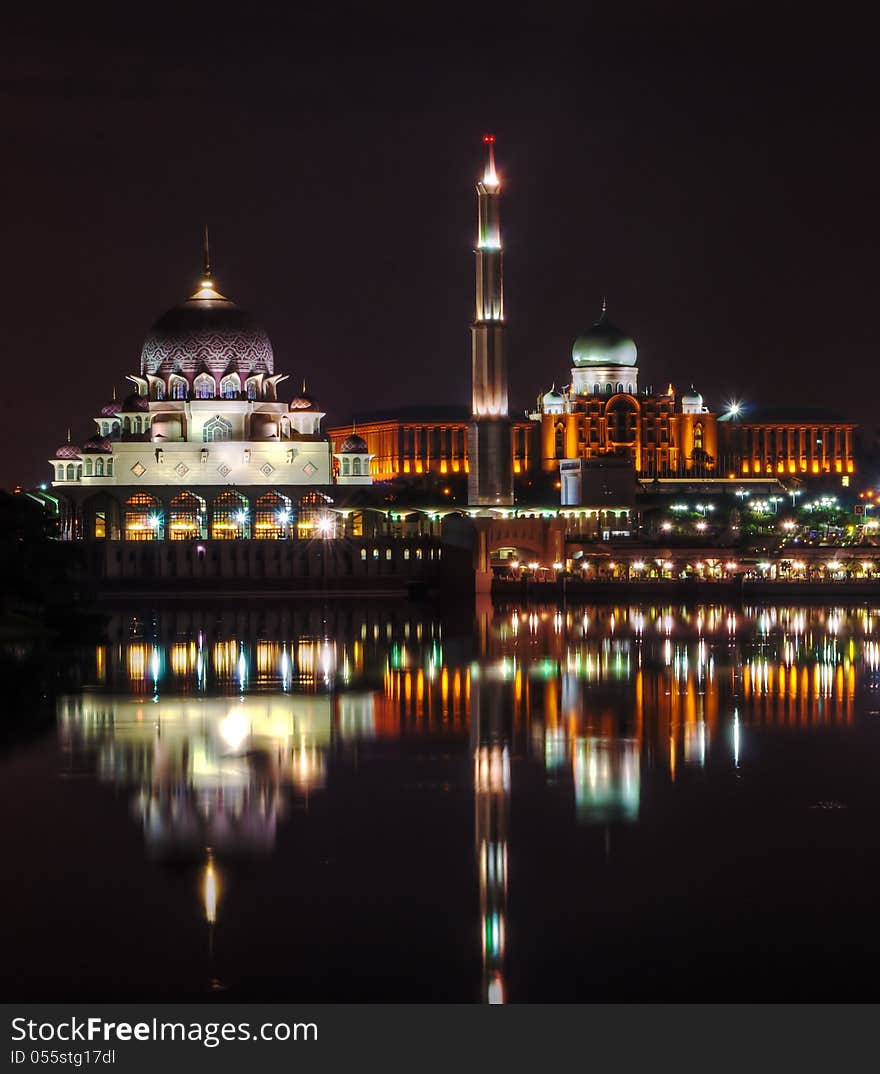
[718,409,855,478]
[329,407,534,482]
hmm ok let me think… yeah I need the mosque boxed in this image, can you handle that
[49,239,374,541]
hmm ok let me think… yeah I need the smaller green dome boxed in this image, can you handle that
[572,306,637,368]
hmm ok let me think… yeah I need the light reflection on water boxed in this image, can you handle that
[30,603,880,1000]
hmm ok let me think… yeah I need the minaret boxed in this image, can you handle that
[468,135,513,506]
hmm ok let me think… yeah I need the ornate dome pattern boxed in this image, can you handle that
[122,393,150,412]
[290,394,319,411]
[572,309,637,368]
[100,400,121,416]
[82,436,113,454]
[339,434,369,453]
[55,444,81,459]
[140,290,274,381]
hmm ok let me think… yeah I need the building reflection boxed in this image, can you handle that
[58,692,350,857]
[57,602,874,1000]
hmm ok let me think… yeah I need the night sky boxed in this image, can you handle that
[3,2,878,489]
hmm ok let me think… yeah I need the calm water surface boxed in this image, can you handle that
[3,601,880,1002]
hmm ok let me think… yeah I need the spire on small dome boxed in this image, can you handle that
[601,295,607,316]
[112,385,117,401]
[66,427,71,444]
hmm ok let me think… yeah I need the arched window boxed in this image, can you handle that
[617,382,623,393]
[203,416,232,442]
[111,420,120,439]
[593,382,600,394]
[353,457,361,476]
[95,458,104,476]
[107,459,114,476]
[211,490,249,539]
[247,381,257,400]
[125,492,161,541]
[66,463,75,480]
[297,490,335,537]
[254,490,292,539]
[193,373,215,399]
[606,397,639,444]
[153,381,165,401]
[220,373,241,399]
[605,383,612,393]
[342,457,350,475]
[84,458,93,476]
[123,416,132,434]
[554,423,565,457]
[168,491,205,540]
[169,375,187,400]
[694,422,704,452]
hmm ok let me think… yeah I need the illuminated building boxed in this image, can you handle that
[328,405,534,482]
[531,311,855,492]
[717,406,856,479]
[531,308,718,480]
[48,235,373,541]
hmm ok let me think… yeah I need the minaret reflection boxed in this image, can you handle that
[201,848,224,990]
[471,664,510,1005]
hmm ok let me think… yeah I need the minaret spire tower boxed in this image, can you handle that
[468,135,513,505]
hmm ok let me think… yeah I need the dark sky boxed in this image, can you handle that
[3,2,878,489]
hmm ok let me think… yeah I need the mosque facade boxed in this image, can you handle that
[48,243,373,541]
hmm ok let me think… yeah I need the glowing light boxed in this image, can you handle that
[202,854,219,925]
[220,708,249,751]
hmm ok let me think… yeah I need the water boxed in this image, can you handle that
[3,601,880,1002]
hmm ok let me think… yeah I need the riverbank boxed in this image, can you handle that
[491,577,880,602]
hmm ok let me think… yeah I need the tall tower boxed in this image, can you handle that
[468,135,513,506]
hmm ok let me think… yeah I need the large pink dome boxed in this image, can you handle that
[140,284,273,381]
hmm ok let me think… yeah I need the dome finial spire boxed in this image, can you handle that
[601,294,607,316]
[66,427,71,444]
[203,225,212,281]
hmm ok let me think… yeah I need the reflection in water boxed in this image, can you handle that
[51,602,875,1000]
